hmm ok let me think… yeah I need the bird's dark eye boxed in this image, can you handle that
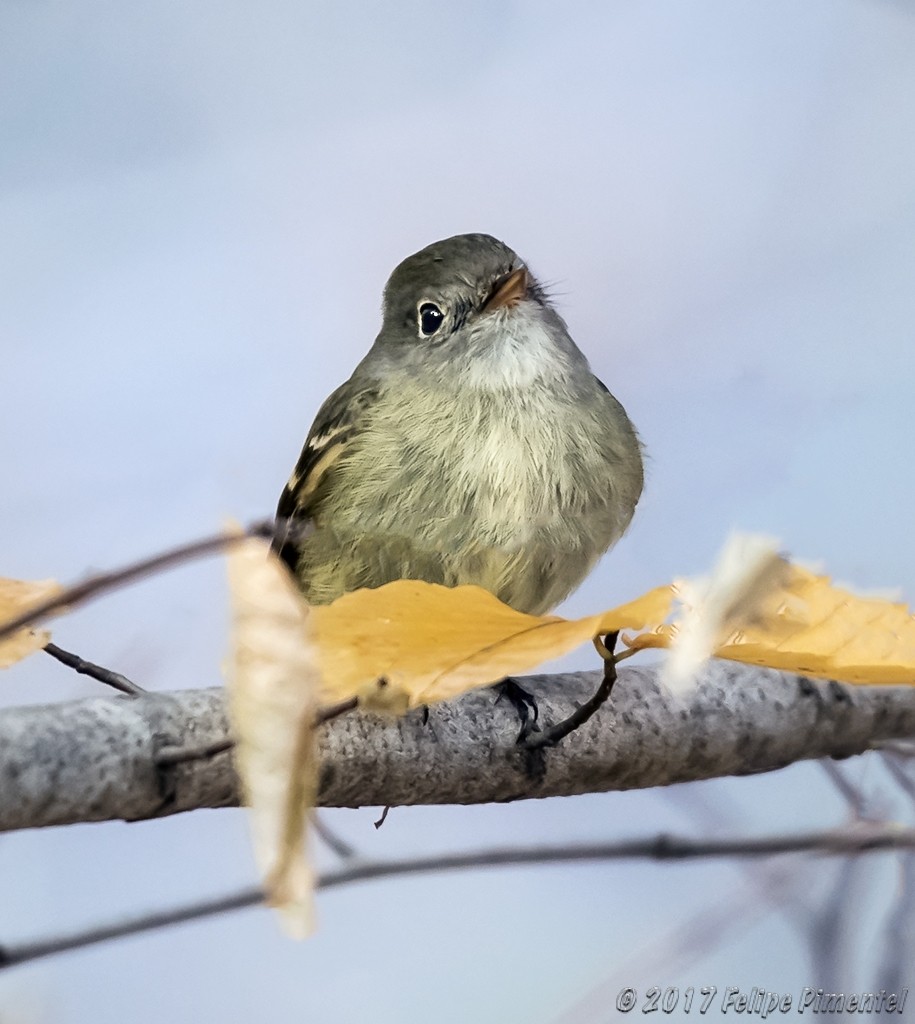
[418,302,444,337]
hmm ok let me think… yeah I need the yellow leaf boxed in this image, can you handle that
[0,577,61,668]
[312,580,674,710]
[628,564,915,685]
[226,537,320,938]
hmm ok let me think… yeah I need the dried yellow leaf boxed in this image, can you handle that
[226,537,320,938]
[0,577,61,669]
[311,580,674,710]
[628,564,915,685]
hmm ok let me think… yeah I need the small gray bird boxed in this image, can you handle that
[275,233,643,616]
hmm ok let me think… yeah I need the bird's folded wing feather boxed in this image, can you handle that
[273,380,379,573]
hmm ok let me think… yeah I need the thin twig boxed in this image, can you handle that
[876,739,915,759]
[312,815,358,859]
[153,698,359,768]
[877,847,915,997]
[0,886,265,968]
[881,752,915,807]
[0,519,275,644]
[43,643,145,696]
[819,760,871,820]
[808,855,862,995]
[155,738,234,768]
[2,824,913,970]
[526,632,619,749]
[314,697,358,726]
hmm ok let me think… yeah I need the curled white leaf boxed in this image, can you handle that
[663,533,788,695]
[226,536,321,938]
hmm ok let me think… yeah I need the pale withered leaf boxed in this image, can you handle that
[226,537,321,938]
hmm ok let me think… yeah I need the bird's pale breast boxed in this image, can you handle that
[297,372,639,614]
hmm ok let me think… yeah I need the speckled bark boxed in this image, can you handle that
[1,663,914,831]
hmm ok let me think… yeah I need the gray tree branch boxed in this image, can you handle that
[2,659,915,831]
[4,824,914,969]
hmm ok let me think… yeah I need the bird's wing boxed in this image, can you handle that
[274,379,379,573]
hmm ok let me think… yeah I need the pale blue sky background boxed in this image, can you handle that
[2,2,915,1021]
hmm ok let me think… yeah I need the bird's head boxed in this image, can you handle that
[371,233,578,386]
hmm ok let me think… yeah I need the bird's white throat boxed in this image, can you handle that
[460,303,570,390]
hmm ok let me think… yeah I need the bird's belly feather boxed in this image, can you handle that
[297,388,638,614]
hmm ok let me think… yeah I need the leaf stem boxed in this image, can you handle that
[526,632,620,748]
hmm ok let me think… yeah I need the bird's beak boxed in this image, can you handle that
[484,267,529,312]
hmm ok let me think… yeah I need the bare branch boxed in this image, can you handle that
[1,824,912,970]
[0,519,274,643]
[2,664,915,830]
[0,886,263,969]
[43,643,145,696]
